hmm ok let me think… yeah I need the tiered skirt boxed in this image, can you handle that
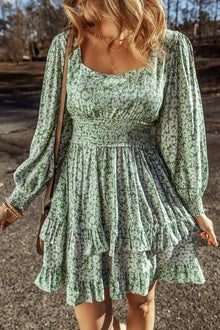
[35,120,205,307]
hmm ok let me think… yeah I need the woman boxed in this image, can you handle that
[0,0,218,329]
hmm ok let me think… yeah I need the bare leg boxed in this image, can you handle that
[126,280,158,330]
[74,287,124,330]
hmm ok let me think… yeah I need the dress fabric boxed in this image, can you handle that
[6,28,209,307]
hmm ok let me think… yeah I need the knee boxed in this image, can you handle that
[126,281,157,317]
[128,295,155,316]
[139,296,155,315]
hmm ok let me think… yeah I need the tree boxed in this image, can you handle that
[174,0,180,27]
[213,0,220,42]
[6,8,28,62]
[166,0,172,25]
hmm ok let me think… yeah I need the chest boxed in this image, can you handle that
[66,49,167,123]
[80,29,149,75]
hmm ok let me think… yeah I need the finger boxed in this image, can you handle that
[207,230,218,246]
[208,236,213,244]
[200,232,208,239]
[209,230,218,246]
[0,224,5,230]
[197,232,206,239]
[0,220,9,231]
[208,238,214,246]
[197,230,204,237]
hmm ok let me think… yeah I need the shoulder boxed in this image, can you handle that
[164,29,191,45]
[48,29,78,58]
[164,29,193,55]
[162,29,194,68]
[49,31,68,53]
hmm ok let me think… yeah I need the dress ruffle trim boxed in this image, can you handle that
[34,258,205,308]
[34,265,63,294]
[157,260,206,284]
[39,143,201,259]
[40,214,200,258]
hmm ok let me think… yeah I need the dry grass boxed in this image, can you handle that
[195,57,220,94]
[0,62,45,90]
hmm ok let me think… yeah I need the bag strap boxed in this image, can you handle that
[42,27,75,211]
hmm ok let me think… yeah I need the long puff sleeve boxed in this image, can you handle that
[154,31,209,217]
[5,32,73,212]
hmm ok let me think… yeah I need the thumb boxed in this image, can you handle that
[0,220,10,231]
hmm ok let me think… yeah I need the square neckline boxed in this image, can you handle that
[77,42,152,77]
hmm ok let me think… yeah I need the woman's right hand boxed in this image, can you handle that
[194,213,218,246]
[0,203,19,231]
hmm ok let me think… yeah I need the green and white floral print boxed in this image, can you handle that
[6,28,208,307]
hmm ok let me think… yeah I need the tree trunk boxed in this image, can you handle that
[213,0,219,43]
[198,0,202,44]
[167,0,172,24]
[175,0,180,27]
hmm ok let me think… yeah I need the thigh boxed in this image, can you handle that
[74,287,113,330]
[126,280,158,306]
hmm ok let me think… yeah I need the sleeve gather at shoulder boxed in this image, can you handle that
[5,31,73,212]
[154,29,209,217]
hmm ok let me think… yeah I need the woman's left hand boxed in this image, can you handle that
[193,213,218,247]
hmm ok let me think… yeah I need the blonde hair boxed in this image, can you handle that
[63,0,167,69]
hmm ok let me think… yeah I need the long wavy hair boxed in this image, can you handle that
[63,0,167,69]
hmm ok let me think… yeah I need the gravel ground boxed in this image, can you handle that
[0,94,219,330]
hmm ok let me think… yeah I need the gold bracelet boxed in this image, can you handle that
[3,200,24,219]
[3,202,20,219]
[3,201,23,219]
[4,200,23,213]
[5,200,24,218]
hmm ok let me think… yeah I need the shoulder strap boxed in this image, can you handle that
[54,27,75,166]
[43,28,75,210]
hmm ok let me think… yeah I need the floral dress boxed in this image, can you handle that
[6,28,209,307]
